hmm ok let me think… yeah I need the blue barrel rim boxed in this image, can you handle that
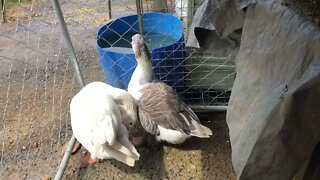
[96,12,184,53]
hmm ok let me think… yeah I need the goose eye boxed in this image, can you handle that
[129,122,133,126]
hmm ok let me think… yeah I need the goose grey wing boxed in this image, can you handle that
[138,106,159,135]
[138,82,192,135]
[179,100,201,123]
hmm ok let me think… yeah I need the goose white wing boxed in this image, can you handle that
[70,82,140,166]
[70,83,121,154]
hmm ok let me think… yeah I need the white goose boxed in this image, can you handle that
[70,81,139,166]
[128,34,212,145]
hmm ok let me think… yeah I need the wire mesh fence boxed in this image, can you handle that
[94,0,235,106]
[0,0,104,178]
[0,0,234,178]
[1,0,318,179]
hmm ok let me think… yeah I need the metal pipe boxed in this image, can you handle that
[108,0,112,20]
[51,0,85,179]
[153,0,167,12]
[1,0,5,23]
[189,105,228,112]
[136,0,144,36]
[51,0,85,88]
[55,137,77,180]
[140,0,144,13]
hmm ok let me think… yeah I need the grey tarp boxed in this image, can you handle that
[186,0,244,57]
[188,0,320,179]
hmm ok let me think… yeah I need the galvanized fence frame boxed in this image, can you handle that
[53,1,230,177]
[0,0,248,179]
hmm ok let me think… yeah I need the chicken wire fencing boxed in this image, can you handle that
[95,0,235,107]
[0,0,105,178]
[0,0,234,178]
[1,0,320,179]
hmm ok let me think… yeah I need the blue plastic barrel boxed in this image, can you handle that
[96,13,186,92]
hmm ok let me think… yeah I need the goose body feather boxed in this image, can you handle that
[139,81,212,144]
[129,34,212,144]
[70,82,139,166]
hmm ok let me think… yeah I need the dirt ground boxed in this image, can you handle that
[0,0,235,179]
[64,113,235,180]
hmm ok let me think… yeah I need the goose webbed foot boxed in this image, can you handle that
[81,150,99,165]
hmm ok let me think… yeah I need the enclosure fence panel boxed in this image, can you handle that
[0,0,235,177]
[0,0,105,178]
[1,0,319,179]
[95,0,236,107]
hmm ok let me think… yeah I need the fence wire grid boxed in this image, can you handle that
[1,0,319,179]
[0,0,234,178]
[95,0,235,106]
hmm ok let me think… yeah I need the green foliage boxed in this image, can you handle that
[3,0,33,9]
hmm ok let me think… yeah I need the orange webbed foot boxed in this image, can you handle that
[82,150,99,165]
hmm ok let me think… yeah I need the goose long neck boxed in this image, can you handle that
[134,57,153,84]
[132,43,153,83]
[136,57,152,73]
[128,40,153,102]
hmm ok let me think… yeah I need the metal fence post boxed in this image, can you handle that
[136,0,144,36]
[108,0,112,19]
[50,0,85,179]
[1,0,5,23]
